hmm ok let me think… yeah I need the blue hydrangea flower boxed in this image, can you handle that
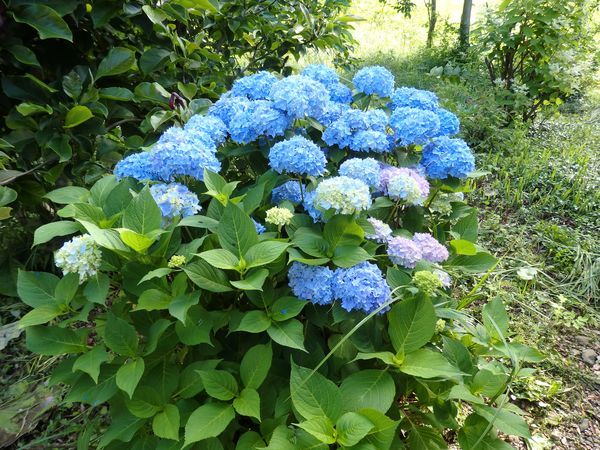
[339,158,381,189]
[387,174,424,204]
[333,262,391,314]
[288,262,336,305]
[387,236,422,268]
[208,94,251,127]
[379,166,430,201]
[301,64,340,88]
[114,151,154,181]
[433,269,451,288]
[390,107,440,146]
[323,109,390,152]
[272,180,304,204]
[268,136,327,177]
[435,108,460,137]
[184,114,228,145]
[412,233,449,263]
[314,176,372,215]
[302,189,323,222]
[329,82,353,104]
[269,75,329,119]
[421,137,475,179]
[229,100,291,143]
[55,235,102,283]
[314,101,350,127]
[253,219,266,234]
[352,66,395,97]
[366,218,392,243]
[150,183,201,220]
[390,87,439,111]
[149,128,221,181]
[230,71,278,100]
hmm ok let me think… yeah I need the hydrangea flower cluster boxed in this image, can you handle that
[230,71,278,100]
[149,183,201,220]
[288,261,391,314]
[323,109,390,152]
[387,233,449,268]
[435,108,460,137]
[301,64,353,104]
[228,100,290,143]
[365,218,393,243]
[313,176,372,215]
[184,114,228,145]
[272,181,304,205]
[269,75,329,119]
[268,136,327,177]
[339,158,381,189]
[390,87,439,111]
[253,219,266,234]
[352,66,395,97]
[379,166,429,204]
[421,137,475,179]
[390,107,440,146]
[265,207,294,226]
[412,270,443,296]
[55,235,102,283]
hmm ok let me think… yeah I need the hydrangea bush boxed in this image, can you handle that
[19,65,541,449]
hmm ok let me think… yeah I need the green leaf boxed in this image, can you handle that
[197,249,240,270]
[118,229,159,253]
[169,292,200,323]
[458,414,515,450]
[290,360,342,421]
[336,412,374,447]
[199,369,238,400]
[184,403,235,447]
[270,296,306,322]
[230,269,269,291]
[104,313,138,357]
[136,289,171,311]
[450,239,477,255]
[47,134,72,161]
[45,186,90,204]
[139,48,171,74]
[12,4,73,41]
[19,303,62,327]
[482,298,509,339]
[139,268,174,284]
[26,325,87,355]
[230,310,271,333]
[323,215,364,250]
[116,358,145,398]
[83,273,110,304]
[54,272,80,304]
[359,408,399,450]
[472,405,531,438]
[339,370,395,414]
[153,404,180,441]
[134,81,170,105]
[453,210,478,243]
[388,297,437,354]
[0,186,17,207]
[446,252,498,273]
[64,105,94,128]
[240,342,272,389]
[244,241,290,269]
[399,348,464,380]
[99,87,135,101]
[96,47,136,79]
[178,214,219,230]
[332,245,371,268]
[184,260,233,293]
[267,319,306,351]
[406,424,447,450]
[17,270,59,307]
[471,370,509,398]
[203,169,227,193]
[7,45,41,68]
[233,388,261,420]
[296,417,336,444]
[176,360,220,399]
[447,385,486,405]
[353,351,397,366]
[73,346,109,383]
[33,221,80,246]
[16,102,52,116]
[292,228,328,258]
[122,187,162,235]
[218,202,258,257]
[97,409,144,449]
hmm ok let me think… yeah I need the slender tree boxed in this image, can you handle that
[459,0,473,48]
[425,0,437,48]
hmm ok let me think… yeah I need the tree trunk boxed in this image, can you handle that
[459,0,473,48]
[426,0,437,48]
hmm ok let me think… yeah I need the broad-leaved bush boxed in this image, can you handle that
[19,64,541,449]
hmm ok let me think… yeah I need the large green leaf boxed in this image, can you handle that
[482,298,509,339]
[359,408,399,450]
[116,358,145,398]
[104,313,139,357]
[64,105,93,128]
[336,412,374,447]
[446,252,498,273]
[153,404,180,441]
[73,346,109,383]
[323,215,364,250]
[399,348,464,380]
[184,260,233,293]
[267,319,306,351]
[472,406,531,438]
[296,417,336,444]
[26,326,87,355]
[230,310,271,333]
[96,47,136,79]
[197,249,240,270]
[184,403,235,447]
[19,304,62,327]
[290,360,342,421]
[17,270,59,308]
[233,388,261,420]
[240,342,272,389]
[339,370,395,414]
[230,268,269,291]
[33,221,80,246]
[388,297,437,354]
[244,241,290,268]
[45,186,90,204]
[122,187,162,235]
[168,292,200,323]
[218,202,258,257]
[11,4,73,41]
[458,414,514,450]
[199,369,239,400]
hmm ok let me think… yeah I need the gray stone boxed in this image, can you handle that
[581,349,597,366]
[575,335,591,345]
[579,418,590,432]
